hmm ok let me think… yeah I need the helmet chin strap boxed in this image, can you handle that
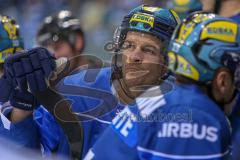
[113,78,136,105]
[111,65,135,105]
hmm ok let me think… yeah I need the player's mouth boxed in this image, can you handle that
[125,70,149,80]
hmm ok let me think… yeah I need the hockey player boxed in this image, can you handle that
[85,12,240,160]
[36,10,84,59]
[200,1,240,158]
[0,5,180,159]
[0,14,24,106]
[0,15,23,75]
[0,15,40,154]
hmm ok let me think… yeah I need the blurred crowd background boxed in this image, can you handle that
[0,0,167,60]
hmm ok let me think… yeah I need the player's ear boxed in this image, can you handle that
[212,68,235,104]
[214,69,233,94]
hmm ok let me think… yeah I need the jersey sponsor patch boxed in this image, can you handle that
[130,13,154,28]
[111,107,137,147]
[158,122,218,142]
[200,21,238,43]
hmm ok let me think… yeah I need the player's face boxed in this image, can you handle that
[47,41,73,59]
[121,31,166,96]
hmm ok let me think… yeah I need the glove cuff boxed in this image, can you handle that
[10,90,38,111]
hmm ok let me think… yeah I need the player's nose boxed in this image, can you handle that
[128,47,143,63]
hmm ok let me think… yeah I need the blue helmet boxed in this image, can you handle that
[112,5,180,79]
[168,0,202,20]
[114,5,180,49]
[168,12,240,90]
[0,15,24,63]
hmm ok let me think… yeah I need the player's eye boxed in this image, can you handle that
[142,46,158,56]
[121,41,135,51]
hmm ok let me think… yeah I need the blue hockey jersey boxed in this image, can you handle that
[231,94,240,160]
[0,67,124,159]
[86,84,231,160]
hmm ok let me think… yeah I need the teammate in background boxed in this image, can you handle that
[0,15,40,156]
[0,15,24,75]
[200,1,240,159]
[0,5,180,159]
[168,0,202,19]
[36,10,84,59]
[0,15,24,107]
[173,2,240,159]
[200,0,240,24]
[85,12,240,160]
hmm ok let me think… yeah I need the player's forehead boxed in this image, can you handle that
[125,31,163,48]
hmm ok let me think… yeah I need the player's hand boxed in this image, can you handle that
[4,47,56,93]
[9,89,39,111]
